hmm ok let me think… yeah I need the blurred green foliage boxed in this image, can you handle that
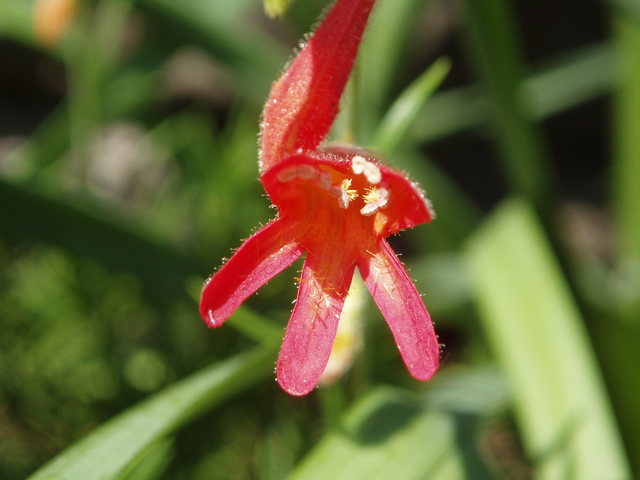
[0,0,638,479]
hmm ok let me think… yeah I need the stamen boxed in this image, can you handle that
[317,171,332,189]
[360,187,389,216]
[351,155,382,184]
[340,179,359,200]
[297,164,318,180]
[328,185,342,197]
[363,186,381,204]
[351,156,366,174]
[330,179,359,209]
[338,191,351,209]
[277,167,297,182]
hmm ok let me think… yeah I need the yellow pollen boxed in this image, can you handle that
[341,179,359,200]
[363,186,380,204]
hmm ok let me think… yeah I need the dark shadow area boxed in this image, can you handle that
[353,399,422,444]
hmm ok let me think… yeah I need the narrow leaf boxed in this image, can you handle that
[410,43,615,144]
[287,368,508,480]
[466,199,631,480]
[373,57,451,154]
[27,345,278,480]
[357,0,428,138]
[613,15,640,261]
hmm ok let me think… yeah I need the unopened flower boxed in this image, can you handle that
[318,271,366,386]
[33,0,77,47]
[200,0,439,396]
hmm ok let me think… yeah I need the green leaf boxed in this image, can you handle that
[521,43,614,120]
[358,0,429,140]
[121,438,174,480]
[410,43,615,144]
[607,14,640,476]
[27,345,279,480]
[613,15,640,261]
[408,85,489,144]
[287,369,509,480]
[465,199,631,480]
[374,57,451,154]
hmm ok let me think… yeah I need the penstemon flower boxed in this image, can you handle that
[200,0,439,396]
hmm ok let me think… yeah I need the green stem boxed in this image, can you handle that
[613,14,640,261]
[461,0,555,207]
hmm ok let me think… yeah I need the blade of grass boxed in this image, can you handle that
[64,22,103,164]
[289,391,465,480]
[613,15,640,261]
[409,85,489,144]
[287,369,508,480]
[585,309,640,480]
[521,43,614,120]
[373,56,451,154]
[460,0,555,206]
[605,13,640,476]
[27,344,279,480]
[465,198,631,479]
[121,438,174,480]
[411,43,615,143]
[358,0,430,141]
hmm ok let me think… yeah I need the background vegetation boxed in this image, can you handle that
[0,0,637,478]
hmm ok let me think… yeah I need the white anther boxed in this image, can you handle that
[338,191,350,209]
[351,155,382,184]
[360,187,389,216]
[360,198,387,216]
[329,179,358,209]
[297,164,318,180]
[328,185,342,197]
[317,171,332,189]
[351,155,366,174]
[363,164,382,184]
[277,167,297,182]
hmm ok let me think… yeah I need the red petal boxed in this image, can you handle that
[260,0,375,172]
[359,239,439,380]
[200,218,303,328]
[261,152,434,236]
[377,163,434,233]
[277,249,357,396]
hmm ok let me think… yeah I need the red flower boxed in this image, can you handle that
[200,0,439,396]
